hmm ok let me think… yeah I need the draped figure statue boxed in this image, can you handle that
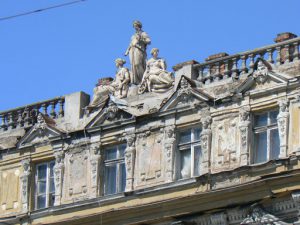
[125,20,151,85]
[138,48,174,94]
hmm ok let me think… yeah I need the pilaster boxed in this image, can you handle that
[277,99,289,158]
[200,115,212,175]
[239,107,251,166]
[20,159,31,212]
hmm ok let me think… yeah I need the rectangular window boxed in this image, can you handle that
[178,128,202,179]
[253,110,280,164]
[35,161,55,209]
[104,144,126,195]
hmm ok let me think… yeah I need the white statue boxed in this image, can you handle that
[125,20,151,85]
[88,78,114,109]
[138,48,174,94]
[111,58,130,99]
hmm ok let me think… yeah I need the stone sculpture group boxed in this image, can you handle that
[89,20,174,108]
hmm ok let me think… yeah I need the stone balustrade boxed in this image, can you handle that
[195,35,300,85]
[0,96,65,130]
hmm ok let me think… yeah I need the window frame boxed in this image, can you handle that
[34,160,55,210]
[252,109,280,164]
[177,127,202,179]
[103,143,126,195]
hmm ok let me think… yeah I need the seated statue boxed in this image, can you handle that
[138,48,174,94]
[88,58,130,111]
[111,58,130,99]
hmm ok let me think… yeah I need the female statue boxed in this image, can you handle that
[138,48,174,94]
[125,20,151,85]
[111,58,130,99]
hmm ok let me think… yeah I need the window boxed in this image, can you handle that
[104,144,126,195]
[253,110,280,164]
[35,161,55,209]
[178,128,202,179]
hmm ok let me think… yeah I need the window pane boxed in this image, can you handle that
[105,165,117,195]
[118,144,126,158]
[49,177,55,193]
[37,164,47,180]
[38,181,46,195]
[270,129,280,160]
[255,113,268,127]
[105,148,117,160]
[180,149,191,179]
[37,195,46,209]
[193,146,202,176]
[193,128,201,142]
[179,130,191,144]
[254,132,268,163]
[50,161,55,177]
[269,110,279,125]
[119,163,126,192]
[49,193,55,207]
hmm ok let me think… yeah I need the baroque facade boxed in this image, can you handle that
[1,26,300,225]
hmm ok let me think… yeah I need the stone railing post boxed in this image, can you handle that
[164,125,176,182]
[20,159,31,212]
[90,144,101,198]
[124,134,136,192]
[53,150,64,206]
[200,115,212,175]
[239,107,251,166]
[277,99,289,158]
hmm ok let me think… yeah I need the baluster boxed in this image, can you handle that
[1,114,8,130]
[42,103,48,116]
[8,112,15,128]
[240,55,248,75]
[214,63,220,81]
[267,48,274,64]
[50,102,57,118]
[285,44,290,63]
[276,46,281,65]
[17,110,23,127]
[231,57,238,79]
[249,54,255,73]
[224,60,229,79]
[294,42,299,61]
[58,99,64,117]
[197,67,204,81]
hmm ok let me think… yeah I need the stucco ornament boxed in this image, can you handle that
[253,60,268,84]
[164,125,175,182]
[138,48,174,94]
[125,20,151,85]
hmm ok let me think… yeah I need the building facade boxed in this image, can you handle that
[1,30,300,225]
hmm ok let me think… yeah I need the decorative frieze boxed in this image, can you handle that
[210,212,228,225]
[20,159,31,212]
[239,107,251,166]
[277,99,289,158]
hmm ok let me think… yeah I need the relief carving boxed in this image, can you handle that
[90,145,101,197]
[277,99,289,158]
[239,107,251,166]
[213,116,239,171]
[20,159,31,212]
[136,128,165,187]
[124,134,136,192]
[164,125,175,182]
[53,150,64,206]
[200,115,212,175]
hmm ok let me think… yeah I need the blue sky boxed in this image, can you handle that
[1,0,300,111]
